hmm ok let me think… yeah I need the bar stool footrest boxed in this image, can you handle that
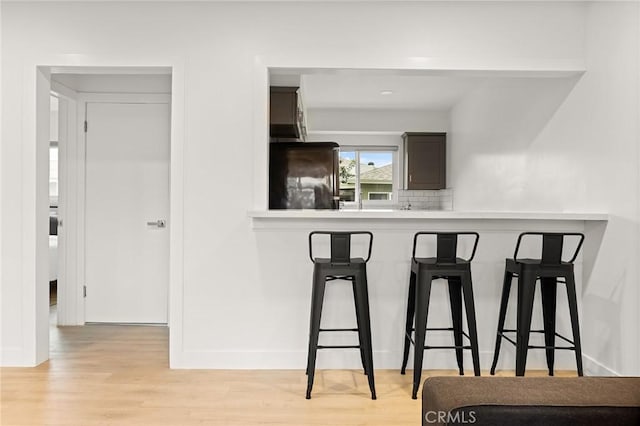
[317,345,361,349]
[424,345,473,350]
[325,275,354,282]
[407,327,473,344]
[497,329,576,349]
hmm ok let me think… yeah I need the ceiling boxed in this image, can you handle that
[300,73,486,111]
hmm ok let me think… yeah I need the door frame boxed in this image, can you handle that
[24,62,185,367]
[81,93,171,325]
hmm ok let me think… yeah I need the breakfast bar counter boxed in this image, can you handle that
[248,210,608,222]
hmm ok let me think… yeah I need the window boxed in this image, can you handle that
[50,95,59,208]
[50,144,58,207]
[339,147,397,206]
[368,192,391,201]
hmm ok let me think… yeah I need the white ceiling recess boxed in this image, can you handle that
[301,73,484,110]
[271,67,583,133]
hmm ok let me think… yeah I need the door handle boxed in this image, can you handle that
[146,219,166,228]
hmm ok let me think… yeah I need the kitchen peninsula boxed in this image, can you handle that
[248,206,608,373]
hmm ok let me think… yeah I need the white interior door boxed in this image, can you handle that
[85,102,170,323]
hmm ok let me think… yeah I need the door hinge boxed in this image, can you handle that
[84,120,88,133]
[83,285,87,298]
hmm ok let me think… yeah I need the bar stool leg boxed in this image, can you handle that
[306,268,327,399]
[564,272,584,376]
[540,277,558,376]
[515,270,537,376]
[354,268,376,399]
[490,270,514,375]
[401,271,417,375]
[305,268,320,377]
[461,270,481,376]
[412,270,433,400]
[351,278,367,375]
[447,276,464,375]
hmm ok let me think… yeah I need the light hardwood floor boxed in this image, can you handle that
[1,308,571,426]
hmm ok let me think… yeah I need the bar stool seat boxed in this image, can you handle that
[305,231,376,400]
[401,232,481,399]
[490,232,585,377]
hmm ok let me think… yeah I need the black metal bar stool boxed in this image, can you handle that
[401,232,481,399]
[305,231,376,400]
[490,232,585,377]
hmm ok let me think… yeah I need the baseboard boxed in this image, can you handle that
[0,347,31,367]
[583,353,620,376]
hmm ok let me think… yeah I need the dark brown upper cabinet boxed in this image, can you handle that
[269,86,306,141]
[403,132,446,190]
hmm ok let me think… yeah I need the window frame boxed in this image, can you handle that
[339,146,398,208]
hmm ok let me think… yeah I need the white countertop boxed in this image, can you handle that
[248,209,608,221]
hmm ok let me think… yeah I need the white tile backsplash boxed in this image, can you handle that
[396,189,453,210]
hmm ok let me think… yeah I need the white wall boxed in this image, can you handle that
[449,2,640,374]
[450,76,583,212]
[307,108,449,133]
[1,1,638,374]
[578,2,639,376]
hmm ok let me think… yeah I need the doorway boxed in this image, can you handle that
[47,70,173,328]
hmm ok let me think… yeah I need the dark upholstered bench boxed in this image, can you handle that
[422,376,640,426]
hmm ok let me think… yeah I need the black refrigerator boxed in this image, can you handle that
[269,142,340,209]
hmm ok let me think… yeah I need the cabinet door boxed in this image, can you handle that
[404,133,446,190]
[270,87,298,138]
[269,86,306,140]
